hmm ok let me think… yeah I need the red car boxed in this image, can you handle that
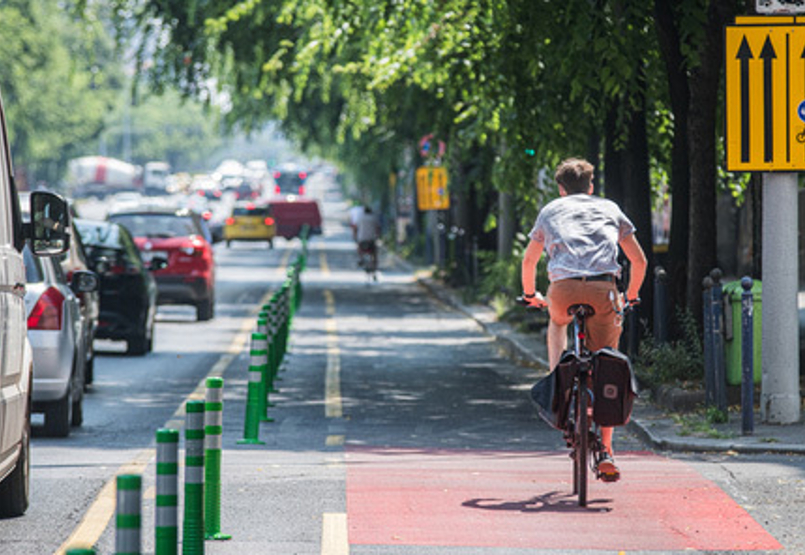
[107,207,216,321]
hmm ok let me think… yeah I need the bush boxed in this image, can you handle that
[635,308,703,387]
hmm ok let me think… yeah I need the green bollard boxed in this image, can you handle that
[237,345,267,445]
[116,474,142,555]
[156,429,179,555]
[256,318,275,407]
[182,401,205,555]
[204,378,231,541]
[249,333,271,421]
[267,303,281,389]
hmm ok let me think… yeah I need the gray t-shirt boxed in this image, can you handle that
[528,194,636,282]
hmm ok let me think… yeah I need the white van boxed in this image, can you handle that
[0,89,71,516]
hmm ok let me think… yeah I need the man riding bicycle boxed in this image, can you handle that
[520,157,647,481]
[355,205,380,270]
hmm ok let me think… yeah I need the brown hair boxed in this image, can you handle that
[554,158,594,194]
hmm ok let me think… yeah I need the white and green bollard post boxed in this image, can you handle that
[182,400,205,555]
[156,428,179,555]
[115,474,142,555]
[204,377,231,541]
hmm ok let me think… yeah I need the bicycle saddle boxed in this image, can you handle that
[567,304,595,317]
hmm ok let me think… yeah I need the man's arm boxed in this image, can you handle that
[619,233,647,302]
[521,238,547,307]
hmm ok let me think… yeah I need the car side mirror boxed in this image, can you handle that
[27,191,71,256]
[70,270,100,293]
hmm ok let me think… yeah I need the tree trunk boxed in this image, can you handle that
[686,0,736,325]
[623,76,654,337]
[654,0,691,332]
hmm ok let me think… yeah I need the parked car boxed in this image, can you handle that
[106,207,216,321]
[74,219,161,355]
[0,84,72,516]
[24,246,98,437]
[223,201,276,248]
[21,193,101,386]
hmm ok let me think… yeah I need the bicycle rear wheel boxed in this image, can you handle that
[576,386,589,507]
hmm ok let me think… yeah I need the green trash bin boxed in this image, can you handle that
[723,279,762,385]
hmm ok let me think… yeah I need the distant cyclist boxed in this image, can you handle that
[520,157,647,480]
[355,206,380,270]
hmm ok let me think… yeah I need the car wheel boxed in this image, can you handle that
[197,297,214,321]
[127,331,149,356]
[44,381,72,438]
[71,391,84,428]
[0,393,30,516]
[85,351,94,389]
[146,319,155,353]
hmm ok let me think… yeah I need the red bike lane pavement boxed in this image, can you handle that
[345,446,782,552]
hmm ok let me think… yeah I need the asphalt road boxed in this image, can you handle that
[1,174,803,554]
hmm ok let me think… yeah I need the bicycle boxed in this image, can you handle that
[519,295,638,507]
[357,241,378,282]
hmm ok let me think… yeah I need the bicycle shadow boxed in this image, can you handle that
[462,491,613,514]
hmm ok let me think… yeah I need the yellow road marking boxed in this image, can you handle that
[320,251,330,276]
[321,513,349,555]
[323,291,342,419]
[326,435,345,447]
[277,247,293,275]
[55,449,153,555]
[56,287,276,553]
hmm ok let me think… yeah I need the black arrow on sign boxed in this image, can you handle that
[761,35,776,163]
[737,37,753,163]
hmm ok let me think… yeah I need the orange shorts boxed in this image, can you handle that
[546,278,624,352]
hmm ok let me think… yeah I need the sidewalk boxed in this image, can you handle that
[415,274,805,456]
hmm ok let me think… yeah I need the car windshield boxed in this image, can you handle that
[109,213,199,238]
[76,222,122,248]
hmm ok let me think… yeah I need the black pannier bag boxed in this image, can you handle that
[591,347,638,427]
[530,351,579,431]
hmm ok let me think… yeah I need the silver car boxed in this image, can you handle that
[23,246,98,437]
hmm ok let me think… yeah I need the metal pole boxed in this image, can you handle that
[653,266,668,344]
[741,277,755,435]
[710,269,728,414]
[702,276,714,407]
[761,172,801,423]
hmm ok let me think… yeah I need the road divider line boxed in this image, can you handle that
[320,251,330,276]
[278,247,293,275]
[58,287,276,553]
[326,435,345,446]
[324,291,342,418]
[321,513,349,555]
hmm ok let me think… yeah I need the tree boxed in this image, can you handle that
[0,0,121,188]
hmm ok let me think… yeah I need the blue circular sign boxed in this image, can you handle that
[798,100,805,123]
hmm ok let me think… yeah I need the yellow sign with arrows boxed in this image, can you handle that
[415,166,450,211]
[725,16,805,171]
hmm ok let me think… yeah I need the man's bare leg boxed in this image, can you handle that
[547,319,568,370]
